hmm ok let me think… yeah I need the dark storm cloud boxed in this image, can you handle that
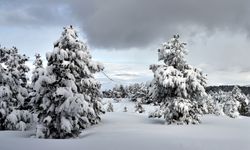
[1,0,250,49]
[1,0,250,85]
[67,0,250,49]
[0,0,74,26]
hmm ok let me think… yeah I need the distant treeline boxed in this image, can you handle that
[206,85,250,95]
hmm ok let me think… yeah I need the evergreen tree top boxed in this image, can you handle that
[232,85,241,94]
[53,25,84,52]
[34,53,43,68]
[158,34,187,70]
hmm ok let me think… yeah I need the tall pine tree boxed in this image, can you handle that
[29,53,45,113]
[149,35,207,124]
[34,26,104,138]
[0,46,32,130]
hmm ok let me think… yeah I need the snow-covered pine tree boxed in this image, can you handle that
[34,26,104,138]
[231,86,249,116]
[209,89,244,117]
[127,83,141,100]
[29,53,45,113]
[130,83,152,104]
[223,96,240,118]
[112,85,128,98]
[210,90,228,104]
[209,90,227,116]
[221,86,246,118]
[106,102,114,112]
[31,54,45,87]
[134,101,145,113]
[245,103,250,116]
[0,46,32,130]
[199,94,216,115]
[149,34,207,125]
[102,89,113,98]
[0,47,10,129]
[214,101,225,116]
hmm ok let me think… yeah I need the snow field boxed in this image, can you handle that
[1,99,249,150]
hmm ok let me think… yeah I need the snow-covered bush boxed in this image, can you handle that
[134,101,145,113]
[150,98,201,125]
[106,102,114,112]
[33,26,104,138]
[0,46,32,130]
[5,109,32,131]
[123,107,128,112]
[149,34,207,124]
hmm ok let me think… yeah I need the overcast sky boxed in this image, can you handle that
[1,0,250,88]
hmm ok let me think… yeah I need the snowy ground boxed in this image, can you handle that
[0,99,249,150]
